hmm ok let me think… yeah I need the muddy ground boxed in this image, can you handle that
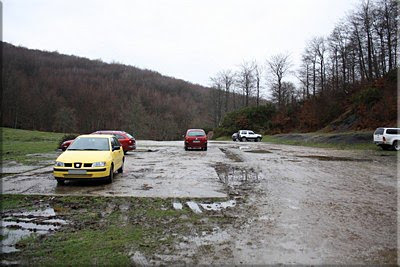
[1,140,398,264]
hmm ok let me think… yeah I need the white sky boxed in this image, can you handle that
[3,0,359,88]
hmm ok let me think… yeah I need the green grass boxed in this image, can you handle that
[0,194,37,210]
[21,226,141,266]
[214,131,379,150]
[261,134,378,150]
[1,127,67,164]
[2,195,233,266]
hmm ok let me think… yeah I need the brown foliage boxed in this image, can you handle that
[2,42,213,139]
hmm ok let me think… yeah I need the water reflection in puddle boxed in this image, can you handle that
[1,207,68,254]
[172,200,236,213]
[214,164,261,188]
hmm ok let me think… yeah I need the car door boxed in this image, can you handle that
[111,137,123,169]
[248,131,255,139]
[374,128,384,142]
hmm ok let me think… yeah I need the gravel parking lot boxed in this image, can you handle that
[2,140,398,264]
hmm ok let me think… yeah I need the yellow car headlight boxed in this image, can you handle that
[92,162,106,167]
[55,161,64,167]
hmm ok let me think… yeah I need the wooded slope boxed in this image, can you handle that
[2,42,213,139]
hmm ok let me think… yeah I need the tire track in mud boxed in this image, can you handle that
[219,148,243,162]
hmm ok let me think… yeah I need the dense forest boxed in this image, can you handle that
[2,0,397,140]
[211,0,398,136]
[2,42,214,140]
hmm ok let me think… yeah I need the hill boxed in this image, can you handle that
[214,68,397,137]
[2,42,213,140]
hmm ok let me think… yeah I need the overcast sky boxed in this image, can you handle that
[4,0,359,87]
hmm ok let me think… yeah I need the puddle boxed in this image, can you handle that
[244,150,272,154]
[174,200,236,213]
[295,155,372,162]
[1,207,67,254]
[173,202,183,210]
[134,149,158,153]
[0,173,15,178]
[219,148,243,162]
[214,163,261,188]
[141,184,153,190]
[186,201,202,214]
[200,200,236,211]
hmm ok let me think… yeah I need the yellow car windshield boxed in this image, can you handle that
[68,137,110,151]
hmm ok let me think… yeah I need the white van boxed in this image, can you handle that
[373,128,400,151]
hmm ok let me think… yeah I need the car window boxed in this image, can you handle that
[187,131,205,137]
[111,138,116,147]
[249,131,254,135]
[115,134,125,139]
[114,137,121,146]
[68,137,110,151]
[126,133,134,139]
[386,129,400,135]
[111,137,120,147]
[374,128,384,135]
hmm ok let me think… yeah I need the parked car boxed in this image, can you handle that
[53,134,124,184]
[184,129,208,151]
[232,132,239,141]
[93,130,136,154]
[60,139,74,151]
[373,127,400,151]
[238,130,262,142]
[60,130,136,154]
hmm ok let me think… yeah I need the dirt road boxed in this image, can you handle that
[2,140,398,264]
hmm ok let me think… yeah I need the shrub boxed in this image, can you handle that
[353,87,382,108]
[213,104,276,138]
[58,134,79,148]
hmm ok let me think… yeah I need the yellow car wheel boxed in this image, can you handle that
[107,165,114,184]
[118,159,124,174]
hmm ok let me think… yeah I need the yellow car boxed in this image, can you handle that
[53,134,124,184]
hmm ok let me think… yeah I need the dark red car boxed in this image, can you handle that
[60,139,74,151]
[184,129,208,151]
[93,130,136,154]
[60,130,136,154]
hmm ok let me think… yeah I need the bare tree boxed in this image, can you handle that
[235,61,256,107]
[210,76,224,126]
[219,70,235,112]
[253,62,263,107]
[266,53,292,107]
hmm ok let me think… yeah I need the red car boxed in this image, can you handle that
[93,131,136,154]
[60,139,74,151]
[61,130,136,154]
[184,129,208,151]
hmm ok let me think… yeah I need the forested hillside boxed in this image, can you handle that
[212,0,398,136]
[2,42,213,139]
[2,0,397,140]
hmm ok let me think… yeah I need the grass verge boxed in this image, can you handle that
[1,194,234,265]
[1,127,67,164]
[261,135,378,150]
[214,131,380,150]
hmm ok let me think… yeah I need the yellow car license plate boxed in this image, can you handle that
[68,169,87,175]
